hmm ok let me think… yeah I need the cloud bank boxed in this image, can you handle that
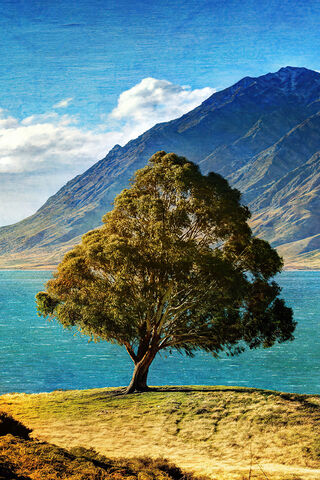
[0,78,214,225]
[110,78,215,138]
[0,111,119,175]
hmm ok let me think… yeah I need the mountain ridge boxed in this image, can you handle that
[1,66,320,268]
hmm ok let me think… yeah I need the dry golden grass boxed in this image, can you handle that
[1,386,320,480]
[0,433,205,480]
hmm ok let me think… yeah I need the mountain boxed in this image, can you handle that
[1,66,320,268]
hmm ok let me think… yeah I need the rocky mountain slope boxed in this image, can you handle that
[1,66,320,268]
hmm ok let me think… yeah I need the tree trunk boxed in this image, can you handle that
[125,351,155,394]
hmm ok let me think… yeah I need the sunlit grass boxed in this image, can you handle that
[1,385,320,479]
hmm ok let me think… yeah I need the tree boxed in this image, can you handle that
[36,151,295,394]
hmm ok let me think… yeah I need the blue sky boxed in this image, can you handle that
[0,0,319,225]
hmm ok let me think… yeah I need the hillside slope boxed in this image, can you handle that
[1,386,320,479]
[0,435,201,480]
[1,67,320,268]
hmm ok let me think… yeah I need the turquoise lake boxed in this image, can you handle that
[0,270,319,395]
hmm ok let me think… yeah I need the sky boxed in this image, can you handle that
[0,0,319,225]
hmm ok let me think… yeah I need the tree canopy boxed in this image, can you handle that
[36,151,295,393]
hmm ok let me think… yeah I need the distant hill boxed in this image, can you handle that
[1,66,320,268]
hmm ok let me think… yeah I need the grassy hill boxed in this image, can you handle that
[1,386,320,479]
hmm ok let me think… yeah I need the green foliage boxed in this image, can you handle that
[36,151,295,391]
[36,291,59,318]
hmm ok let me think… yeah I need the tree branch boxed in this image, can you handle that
[124,342,137,362]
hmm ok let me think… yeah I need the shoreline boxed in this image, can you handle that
[1,266,320,271]
[1,383,320,398]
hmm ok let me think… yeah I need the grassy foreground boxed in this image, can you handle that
[1,386,320,480]
[0,436,202,480]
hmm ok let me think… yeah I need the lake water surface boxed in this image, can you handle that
[0,270,319,395]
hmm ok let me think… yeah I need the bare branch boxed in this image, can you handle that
[124,342,137,362]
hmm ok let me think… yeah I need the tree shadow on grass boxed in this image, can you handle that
[86,385,273,401]
[86,385,320,415]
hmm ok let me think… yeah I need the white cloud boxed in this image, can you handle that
[109,77,215,139]
[0,78,214,225]
[53,97,73,109]
[0,112,120,175]
[0,78,214,176]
